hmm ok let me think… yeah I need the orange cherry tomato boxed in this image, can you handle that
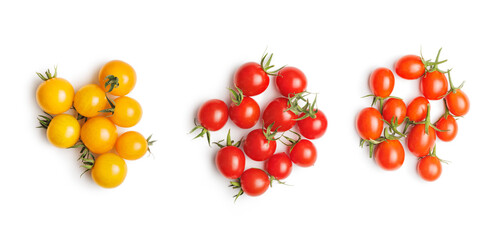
[109,96,142,128]
[36,68,74,115]
[98,60,136,96]
[80,116,117,154]
[91,153,127,188]
[74,84,108,117]
[115,131,148,160]
[46,114,80,148]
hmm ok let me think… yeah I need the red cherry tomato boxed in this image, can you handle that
[374,139,405,171]
[197,99,228,131]
[275,66,307,97]
[356,107,383,140]
[406,124,436,157]
[382,98,406,125]
[240,168,269,196]
[215,146,245,179]
[297,110,328,139]
[435,115,458,142]
[242,129,277,161]
[420,71,448,100]
[262,97,296,132]
[417,156,442,181]
[445,89,470,116]
[229,96,260,129]
[369,67,395,98]
[289,139,317,167]
[265,153,293,180]
[406,96,429,122]
[234,62,269,96]
[394,55,425,80]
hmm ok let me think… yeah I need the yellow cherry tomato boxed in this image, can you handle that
[109,96,142,128]
[46,114,80,148]
[36,68,74,115]
[80,116,117,154]
[73,84,108,117]
[115,131,148,160]
[91,153,127,188]
[98,60,136,96]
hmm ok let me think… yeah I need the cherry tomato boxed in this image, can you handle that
[91,153,127,188]
[369,67,394,98]
[81,116,118,154]
[74,84,107,118]
[374,139,405,170]
[406,96,429,122]
[435,115,458,142]
[275,66,307,97]
[394,55,425,80]
[417,155,442,181]
[46,114,80,148]
[240,168,269,197]
[445,89,470,116]
[356,107,383,140]
[265,153,292,180]
[382,98,406,124]
[99,60,136,96]
[215,146,245,179]
[234,62,269,96]
[242,129,276,161]
[115,131,148,160]
[297,110,328,139]
[36,73,74,115]
[406,124,436,157]
[262,97,296,132]
[229,96,260,129]
[109,96,143,128]
[197,99,228,131]
[420,71,448,100]
[289,139,317,167]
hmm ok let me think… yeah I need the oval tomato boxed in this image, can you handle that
[417,155,442,181]
[46,114,80,148]
[91,153,127,188]
[356,107,383,140]
[36,71,74,115]
[289,139,317,167]
[374,139,405,170]
[229,96,260,129]
[197,99,228,131]
[262,97,296,132]
[265,153,292,180]
[81,116,118,154]
[394,55,425,80]
[99,60,136,96]
[297,110,328,139]
[74,84,107,118]
[242,129,277,161]
[215,146,245,179]
[369,67,394,98]
[240,168,269,197]
[420,71,448,100]
[275,66,307,97]
[406,96,429,122]
[406,124,436,157]
[445,89,470,116]
[234,62,269,96]
[435,115,458,142]
[115,131,148,160]
[110,96,143,128]
[382,98,406,124]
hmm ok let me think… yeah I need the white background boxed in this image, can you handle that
[1,0,489,239]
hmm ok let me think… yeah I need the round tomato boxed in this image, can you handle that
[417,155,442,181]
[36,70,74,115]
[406,96,429,122]
[374,139,405,170]
[240,168,269,197]
[74,84,107,117]
[435,115,458,142]
[91,153,127,188]
[289,139,317,167]
[197,99,228,131]
[382,98,406,125]
[445,89,469,116]
[394,55,425,80]
[265,153,292,180]
[297,110,328,139]
[115,131,148,160]
[98,60,136,96]
[356,107,383,140]
[109,96,143,128]
[406,124,436,157]
[229,96,260,129]
[242,129,277,161]
[262,97,296,132]
[215,146,245,179]
[275,66,307,97]
[46,114,80,148]
[234,62,269,96]
[81,116,118,154]
[369,67,394,98]
[420,71,448,100]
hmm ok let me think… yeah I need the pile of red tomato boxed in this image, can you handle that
[192,53,328,200]
[36,60,154,188]
[356,49,470,181]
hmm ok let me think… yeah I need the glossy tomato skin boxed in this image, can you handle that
[420,71,448,100]
[265,153,292,180]
[374,140,405,170]
[406,96,429,122]
[297,110,328,139]
[115,131,148,160]
[234,62,269,96]
[229,96,260,129]
[382,98,406,124]
[91,153,127,188]
[215,146,245,179]
[369,67,395,98]
[406,124,436,157]
[81,116,118,154]
[394,55,425,80]
[435,115,458,142]
[36,77,74,115]
[417,156,442,181]
[445,89,470,116]
[46,114,80,148]
[262,97,296,132]
[240,168,269,197]
[275,66,307,97]
[197,99,228,131]
[242,129,277,161]
[110,96,143,128]
[74,84,107,118]
[289,139,317,167]
[356,107,383,140]
[99,60,136,96]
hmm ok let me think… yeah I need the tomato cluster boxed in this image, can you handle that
[36,61,155,188]
[192,53,328,200]
[356,48,469,181]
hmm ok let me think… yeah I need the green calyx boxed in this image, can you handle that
[263,123,282,143]
[424,145,450,164]
[98,95,116,114]
[287,91,319,120]
[421,47,448,73]
[382,116,407,138]
[229,180,244,203]
[190,120,211,146]
[446,69,465,94]
[213,129,242,148]
[362,94,401,112]
[37,113,53,129]
[104,75,120,93]
[280,131,302,152]
[146,135,157,154]
[229,87,244,106]
[359,127,401,158]
[69,142,96,176]
[260,52,286,76]
[36,66,58,81]
[411,104,447,134]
